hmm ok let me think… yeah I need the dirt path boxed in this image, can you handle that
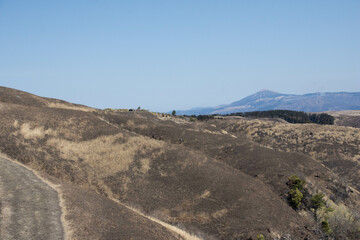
[112,198,202,240]
[0,157,64,240]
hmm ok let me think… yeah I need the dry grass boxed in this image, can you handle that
[13,117,102,142]
[216,117,360,215]
[202,129,224,135]
[18,123,57,139]
[211,209,228,219]
[156,114,190,124]
[107,196,203,240]
[47,133,164,177]
[199,190,211,199]
[221,118,360,165]
[326,200,360,237]
[326,110,360,117]
[125,120,148,130]
[140,158,151,173]
[46,102,95,112]
[175,211,211,224]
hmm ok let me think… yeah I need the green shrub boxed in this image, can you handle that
[290,188,303,209]
[321,219,333,235]
[288,175,305,190]
[311,193,326,210]
[257,233,265,240]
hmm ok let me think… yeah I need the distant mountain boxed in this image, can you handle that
[177,90,360,115]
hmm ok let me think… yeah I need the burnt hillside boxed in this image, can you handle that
[1,86,359,239]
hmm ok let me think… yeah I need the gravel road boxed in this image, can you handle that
[0,157,64,240]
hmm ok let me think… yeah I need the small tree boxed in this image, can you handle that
[288,175,305,190]
[321,219,333,236]
[172,110,176,116]
[311,193,326,211]
[290,188,303,209]
[311,192,334,223]
[287,175,305,209]
[257,233,265,240]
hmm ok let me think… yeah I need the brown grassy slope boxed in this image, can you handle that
[102,111,360,239]
[213,118,360,195]
[327,110,360,128]
[101,112,358,207]
[0,88,317,239]
[57,179,183,240]
[0,156,181,240]
[102,112,360,238]
[0,86,94,112]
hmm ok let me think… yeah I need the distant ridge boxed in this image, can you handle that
[176,90,360,115]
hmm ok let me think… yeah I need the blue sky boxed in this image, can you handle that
[0,1,359,112]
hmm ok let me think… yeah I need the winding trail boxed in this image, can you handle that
[0,157,64,240]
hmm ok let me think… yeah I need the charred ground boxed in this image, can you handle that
[0,86,359,239]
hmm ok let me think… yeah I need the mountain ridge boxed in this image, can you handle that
[176,90,360,115]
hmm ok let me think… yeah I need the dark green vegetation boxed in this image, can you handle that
[288,175,306,190]
[289,188,303,209]
[321,220,332,236]
[228,110,335,125]
[1,87,360,239]
[257,233,265,240]
[287,175,305,210]
[311,193,327,213]
[186,110,335,125]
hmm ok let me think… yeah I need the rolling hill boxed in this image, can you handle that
[1,86,360,239]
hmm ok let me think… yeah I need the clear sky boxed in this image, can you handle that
[0,1,359,112]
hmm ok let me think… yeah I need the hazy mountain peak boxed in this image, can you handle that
[258,89,279,94]
[249,89,283,98]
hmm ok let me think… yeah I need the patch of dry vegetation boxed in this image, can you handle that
[211,209,228,219]
[220,118,360,179]
[18,122,57,139]
[46,102,95,112]
[326,110,360,117]
[327,201,360,238]
[125,120,148,130]
[47,133,164,177]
